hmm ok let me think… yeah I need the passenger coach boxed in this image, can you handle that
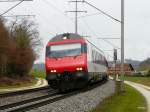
[45,33,108,91]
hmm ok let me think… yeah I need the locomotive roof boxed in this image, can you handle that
[49,33,83,42]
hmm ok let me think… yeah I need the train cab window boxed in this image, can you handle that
[47,43,82,58]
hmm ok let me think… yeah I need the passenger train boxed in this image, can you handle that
[45,33,108,91]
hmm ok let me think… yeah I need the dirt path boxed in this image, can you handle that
[125,81,150,112]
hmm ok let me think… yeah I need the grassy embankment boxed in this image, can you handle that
[0,69,46,90]
[124,76,150,87]
[0,76,37,89]
[91,84,147,112]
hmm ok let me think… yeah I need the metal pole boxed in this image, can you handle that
[68,0,86,34]
[121,0,125,85]
[75,0,78,34]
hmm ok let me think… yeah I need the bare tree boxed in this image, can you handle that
[0,18,41,77]
[0,18,10,76]
[10,19,41,76]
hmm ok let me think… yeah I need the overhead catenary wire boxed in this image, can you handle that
[77,12,101,19]
[100,38,120,49]
[41,0,77,33]
[42,0,74,23]
[79,13,119,48]
[3,15,35,18]
[0,0,24,16]
[0,0,32,2]
[97,38,120,40]
[80,19,114,59]
[82,0,121,23]
[81,18,97,36]
[73,0,121,55]
[81,18,103,48]
[83,22,120,49]
[29,4,65,33]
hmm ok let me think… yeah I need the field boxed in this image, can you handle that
[91,84,147,112]
[124,76,150,87]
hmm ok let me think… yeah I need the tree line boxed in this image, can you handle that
[139,58,150,71]
[0,18,41,78]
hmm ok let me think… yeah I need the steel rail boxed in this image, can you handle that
[8,80,108,112]
[0,91,58,111]
[0,86,49,98]
[0,80,108,112]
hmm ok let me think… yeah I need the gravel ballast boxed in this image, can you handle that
[0,89,51,107]
[28,80,115,112]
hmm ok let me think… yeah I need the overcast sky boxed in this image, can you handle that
[0,0,150,62]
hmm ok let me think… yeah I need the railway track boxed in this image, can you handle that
[0,86,50,98]
[0,80,107,112]
[0,90,58,112]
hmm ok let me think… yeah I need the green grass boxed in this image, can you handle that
[124,76,150,87]
[32,69,46,79]
[0,78,37,90]
[91,84,147,112]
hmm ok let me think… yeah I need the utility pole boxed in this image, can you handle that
[67,0,86,34]
[121,0,125,89]
[82,0,125,91]
[75,0,78,34]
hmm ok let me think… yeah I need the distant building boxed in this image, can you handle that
[108,63,135,75]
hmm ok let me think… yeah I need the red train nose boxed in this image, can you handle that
[46,54,87,73]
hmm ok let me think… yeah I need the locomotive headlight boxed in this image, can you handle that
[79,68,83,70]
[76,68,80,71]
[76,67,83,71]
[51,70,56,73]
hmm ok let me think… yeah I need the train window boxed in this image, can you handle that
[96,52,98,63]
[96,52,101,64]
[91,49,107,65]
[92,50,94,63]
[101,56,105,65]
[47,43,82,58]
[92,50,95,63]
[46,46,50,56]
[98,54,100,64]
[81,44,87,53]
[94,50,96,63]
[91,49,107,66]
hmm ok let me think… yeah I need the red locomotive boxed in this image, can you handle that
[45,33,108,91]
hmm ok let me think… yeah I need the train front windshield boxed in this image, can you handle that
[46,43,82,58]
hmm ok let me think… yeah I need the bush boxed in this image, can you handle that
[146,70,150,77]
